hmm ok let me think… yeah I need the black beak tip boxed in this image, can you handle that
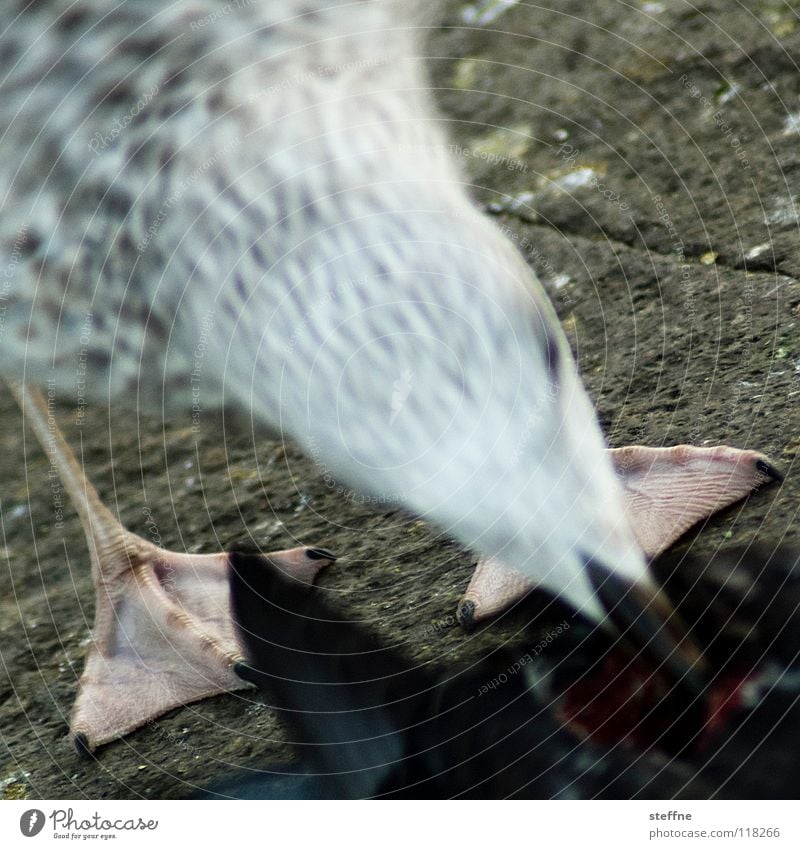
[586,559,620,606]
[584,557,709,698]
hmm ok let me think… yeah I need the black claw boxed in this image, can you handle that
[73,732,94,760]
[756,459,784,482]
[234,661,260,683]
[457,600,477,633]
[306,547,336,561]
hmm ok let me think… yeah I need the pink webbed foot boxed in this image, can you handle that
[8,380,337,755]
[70,542,335,756]
[607,445,781,558]
[456,445,782,629]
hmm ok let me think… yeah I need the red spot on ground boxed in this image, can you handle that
[558,650,753,754]
[698,673,749,750]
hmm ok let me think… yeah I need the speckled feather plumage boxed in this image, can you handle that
[0,0,647,619]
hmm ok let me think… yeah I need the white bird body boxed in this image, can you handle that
[0,1,665,621]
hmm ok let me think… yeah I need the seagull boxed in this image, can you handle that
[0,2,780,751]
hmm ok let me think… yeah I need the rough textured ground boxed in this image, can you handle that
[1,0,798,799]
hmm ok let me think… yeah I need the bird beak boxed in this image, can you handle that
[585,560,708,697]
